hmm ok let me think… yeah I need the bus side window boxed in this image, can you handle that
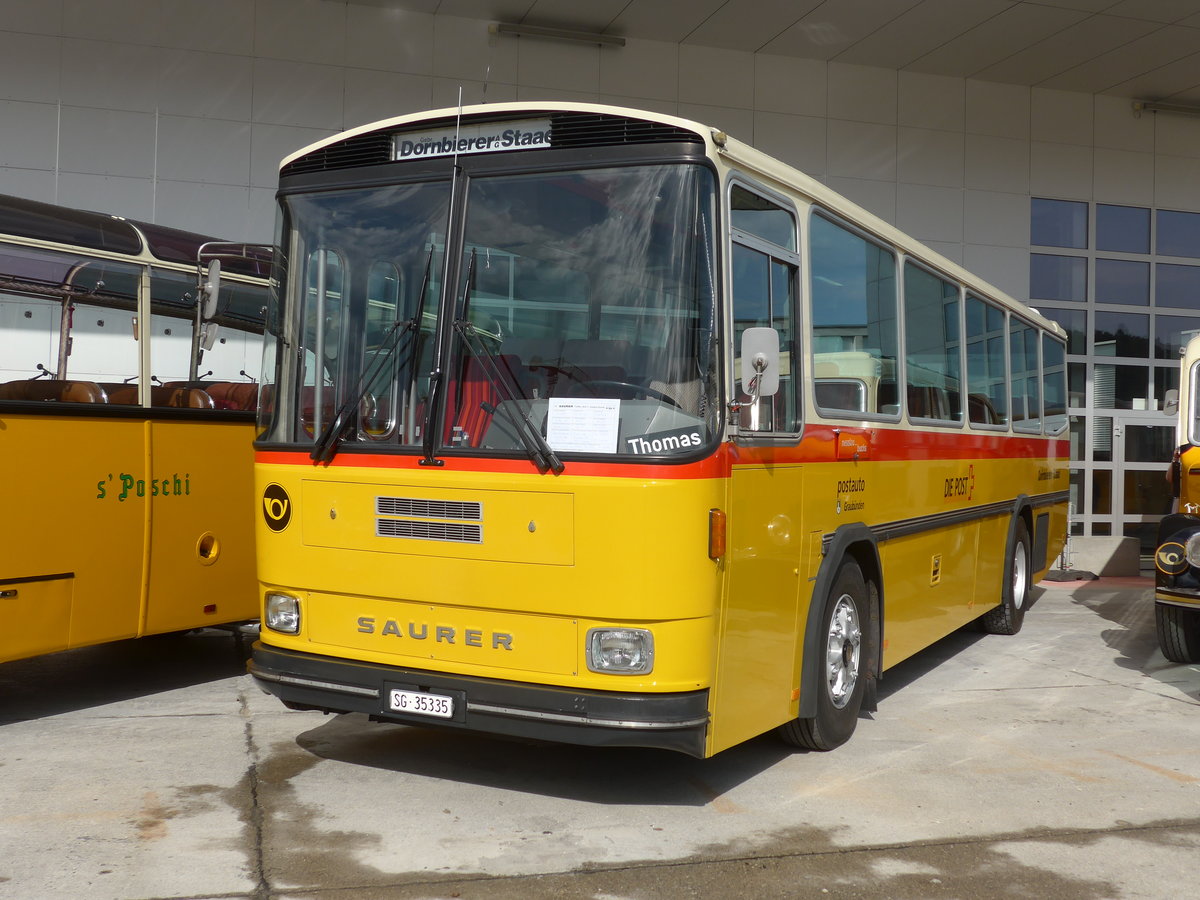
[730,184,797,433]
[1011,319,1042,432]
[810,214,898,418]
[904,262,962,424]
[965,294,1009,428]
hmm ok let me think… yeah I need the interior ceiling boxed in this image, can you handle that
[354,0,1200,102]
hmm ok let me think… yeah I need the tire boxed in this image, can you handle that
[1156,603,1200,663]
[779,558,868,751]
[981,518,1030,635]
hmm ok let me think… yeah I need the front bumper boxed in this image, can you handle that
[1154,513,1200,610]
[249,642,710,757]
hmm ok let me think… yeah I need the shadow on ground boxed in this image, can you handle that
[0,628,252,724]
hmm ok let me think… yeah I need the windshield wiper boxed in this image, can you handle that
[445,248,562,474]
[311,248,433,464]
[455,317,564,475]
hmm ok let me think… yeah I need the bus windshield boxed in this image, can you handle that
[269,162,719,463]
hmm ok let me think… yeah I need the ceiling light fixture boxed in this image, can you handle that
[1132,99,1200,118]
[489,23,625,47]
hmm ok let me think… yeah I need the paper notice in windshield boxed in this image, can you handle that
[393,119,552,161]
[546,398,620,453]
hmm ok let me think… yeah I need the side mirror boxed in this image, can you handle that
[1164,389,1179,417]
[740,327,780,398]
[200,260,221,320]
[201,322,220,351]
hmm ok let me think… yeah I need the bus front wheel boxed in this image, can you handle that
[981,518,1030,636]
[779,558,868,752]
[1156,603,1200,663]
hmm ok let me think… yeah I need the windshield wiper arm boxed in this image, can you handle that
[455,319,563,475]
[311,248,433,464]
[310,317,417,463]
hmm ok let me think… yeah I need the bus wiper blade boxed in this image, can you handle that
[310,317,417,463]
[312,248,434,464]
[455,319,563,475]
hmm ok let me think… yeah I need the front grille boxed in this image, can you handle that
[375,495,484,544]
[376,520,483,543]
[281,110,704,177]
[376,497,482,520]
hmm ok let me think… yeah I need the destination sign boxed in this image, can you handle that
[393,119,553,161]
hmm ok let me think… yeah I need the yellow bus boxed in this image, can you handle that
[249,103,1069,756]
[0,193,270,664]
[1155,334,1200,662]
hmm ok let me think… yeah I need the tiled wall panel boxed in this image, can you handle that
[0,0,1192,270]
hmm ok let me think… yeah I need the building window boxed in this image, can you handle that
[1157,210,1200,258]
[1032,197,1200,553]
[1030,253,1086,302]
[1095,259,1149,306]
[1096,204,1150,254]
[1032,198,1087,249]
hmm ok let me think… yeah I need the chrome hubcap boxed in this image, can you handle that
[1012,541,1028,610]
[826,593,862,709]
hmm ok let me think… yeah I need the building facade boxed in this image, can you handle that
[2,0,1199,556]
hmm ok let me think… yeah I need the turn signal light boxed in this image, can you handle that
[709,508,726,560]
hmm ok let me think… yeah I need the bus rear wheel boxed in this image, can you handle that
[1156,603,1200,663]
[981,518,1030,636]
[779,558,868,752]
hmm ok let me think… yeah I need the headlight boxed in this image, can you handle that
[264,592,301,634]
[1187,534,1200,568]
[586,628,654,675]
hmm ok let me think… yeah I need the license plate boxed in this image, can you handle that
[387,688,454,719]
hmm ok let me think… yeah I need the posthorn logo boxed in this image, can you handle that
[262,484,292,532]
[1156,541,1188,576]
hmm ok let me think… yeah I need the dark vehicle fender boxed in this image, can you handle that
[799,523,881,719]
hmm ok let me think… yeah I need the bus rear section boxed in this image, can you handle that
[0,193,270,663]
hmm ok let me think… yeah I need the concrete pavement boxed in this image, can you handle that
[1,577,1198,899]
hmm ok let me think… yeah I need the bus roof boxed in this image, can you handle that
[279,101,1063,339]
[0,193,270,278]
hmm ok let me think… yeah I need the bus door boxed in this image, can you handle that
[710,183,804,753]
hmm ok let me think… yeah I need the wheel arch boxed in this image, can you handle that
[798,524,882,720]
[1008,495,1035,575]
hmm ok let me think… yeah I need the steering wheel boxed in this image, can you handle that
[566,378,682,409]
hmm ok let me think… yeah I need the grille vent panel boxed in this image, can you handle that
[375,496,484,544]
[282,132,395,177]
[376,519,483,543]
[376,497,482,520]
[548,112,703,148]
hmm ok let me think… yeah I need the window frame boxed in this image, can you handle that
[901,256,966,429]
[727,175,803,439]
[963,292,1011,432]
[808,206,902,424]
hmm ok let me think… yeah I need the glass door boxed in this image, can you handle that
[1088,413,1175,556]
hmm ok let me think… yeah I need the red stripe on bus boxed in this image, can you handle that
[256,425,1067,479]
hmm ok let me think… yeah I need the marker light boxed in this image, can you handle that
[586,628,654,675]
[709,508,726,560]
[264,592,301,634]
